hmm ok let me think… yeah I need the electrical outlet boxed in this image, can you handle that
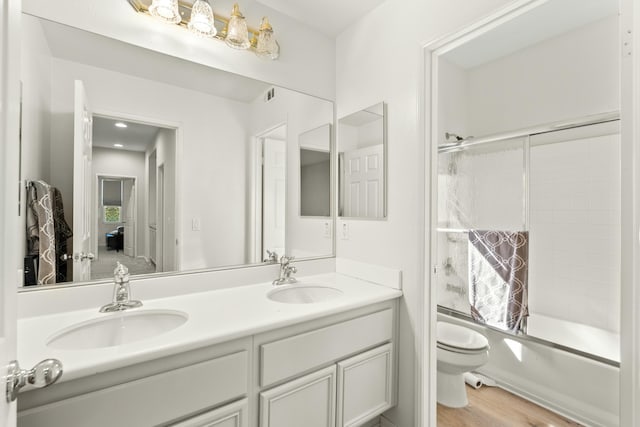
[192,218,201,231]
[340,222,349,240]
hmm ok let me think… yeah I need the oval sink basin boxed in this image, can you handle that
[47,309,188,350]
[267,284,343,304]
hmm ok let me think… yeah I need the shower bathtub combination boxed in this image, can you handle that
[436,113,621,366]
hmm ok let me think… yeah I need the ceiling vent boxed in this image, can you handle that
[264,87,276,102]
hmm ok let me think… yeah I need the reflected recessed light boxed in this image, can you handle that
[115,122,128,128]
[114,144,124,148]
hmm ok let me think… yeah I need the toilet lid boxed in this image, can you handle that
[437,322,489,351]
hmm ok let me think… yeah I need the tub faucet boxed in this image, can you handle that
[99,262,143,312]
[273,255,297,286]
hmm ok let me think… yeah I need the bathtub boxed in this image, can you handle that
[526,312,619,363]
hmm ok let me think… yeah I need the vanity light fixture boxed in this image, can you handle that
[113,144,124,148]
[127,0,280,60]
[115,122,128,128]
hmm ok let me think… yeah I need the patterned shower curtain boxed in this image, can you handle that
[468,230,529,333]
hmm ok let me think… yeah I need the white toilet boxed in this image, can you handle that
[436,321,489,408]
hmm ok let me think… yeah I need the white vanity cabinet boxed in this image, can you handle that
[17,339,252,427]
[256,301,397,427]
[17,299,399,427]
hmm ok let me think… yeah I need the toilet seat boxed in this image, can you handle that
[437,322,489,353]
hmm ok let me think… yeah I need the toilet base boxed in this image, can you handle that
[437,371,469,408]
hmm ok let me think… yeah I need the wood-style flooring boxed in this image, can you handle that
[437,385,583,426]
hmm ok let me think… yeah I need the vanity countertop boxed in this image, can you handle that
[18,273,402,383]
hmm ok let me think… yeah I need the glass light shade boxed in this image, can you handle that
[188,0,217,37]
[149,0,181,24]
[255,17,279,59]
[225,4,250,49]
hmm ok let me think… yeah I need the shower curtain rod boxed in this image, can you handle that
[438,110,620,153]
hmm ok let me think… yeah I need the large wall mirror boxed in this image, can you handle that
[19,13,334,288]
[337,102,387,219]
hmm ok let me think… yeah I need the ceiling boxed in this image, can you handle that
[93,116,162,152]
[254,0,387,37]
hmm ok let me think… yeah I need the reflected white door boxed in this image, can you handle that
[123,179,135,257]
[262,138,286,258]
[343,144,384,218]
[72,80,93,281]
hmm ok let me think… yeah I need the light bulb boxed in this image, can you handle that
[149,0,181,24]
[225,3,250,49]
[188,0,217,37]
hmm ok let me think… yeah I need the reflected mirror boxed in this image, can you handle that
[19,13,334,288]
[338,102,386,219]
[299,124,331,217]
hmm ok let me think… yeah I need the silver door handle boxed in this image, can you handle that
[6,359,63,402]
[73,252,95,261]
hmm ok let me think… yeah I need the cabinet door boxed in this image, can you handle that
[260,365,336,427]
[336,344,394,427]
[170,399,248,427]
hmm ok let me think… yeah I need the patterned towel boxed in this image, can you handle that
[468,230,529,333]
[26,181,57,285]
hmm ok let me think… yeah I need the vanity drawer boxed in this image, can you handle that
[260,309,393,387]
[17,351,249,427]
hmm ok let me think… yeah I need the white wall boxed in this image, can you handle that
[466,16,619,136]
[92,147,146,256]
[22,0,335,100]
[47,57,251,272]
[335,1,514,425]
[249,87,334,259]
[19,13,53,263]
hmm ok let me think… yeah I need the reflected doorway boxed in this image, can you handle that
[256,124,287,261]
[91,115,177,280]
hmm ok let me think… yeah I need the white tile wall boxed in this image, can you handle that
[529,133,621,333]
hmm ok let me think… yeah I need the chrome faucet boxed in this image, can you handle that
[99,262,143,312]
[272,255,297,286]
